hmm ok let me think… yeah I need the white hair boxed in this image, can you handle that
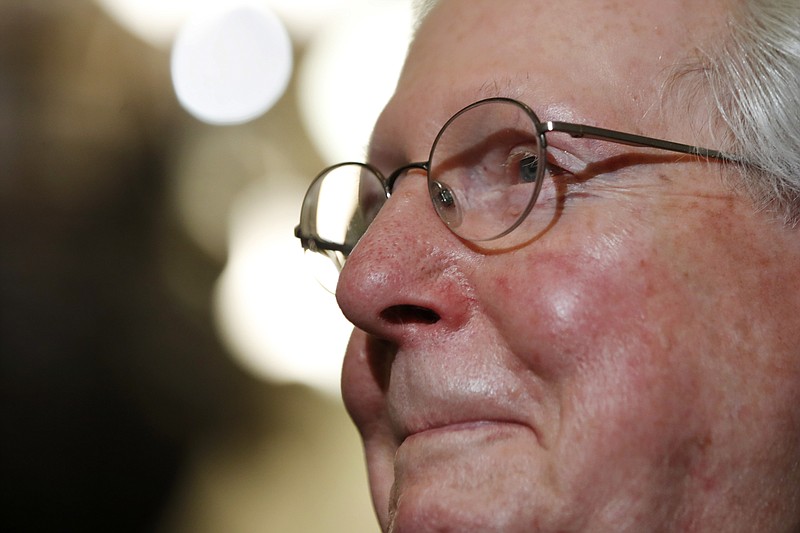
[687,0,800,224]
[411,0,439,30]
[410,0,800,225]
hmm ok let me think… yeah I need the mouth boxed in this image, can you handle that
[401,419,536,445]
[383,352,547,451]
[388,383,545,450]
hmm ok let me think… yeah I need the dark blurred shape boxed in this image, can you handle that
[0,2,263,531]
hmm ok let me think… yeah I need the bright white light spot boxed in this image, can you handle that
[298,2,413,164]
[214,181,353,395]
[171,2,293,125]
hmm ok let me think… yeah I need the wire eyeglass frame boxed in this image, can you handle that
[295,96,742,274]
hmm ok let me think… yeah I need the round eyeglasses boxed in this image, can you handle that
[295,97,739,291]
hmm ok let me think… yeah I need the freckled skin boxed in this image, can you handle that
[335,0,800,531]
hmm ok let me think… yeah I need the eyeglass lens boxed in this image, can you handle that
[428,99,547,244]
[299,162,387,291]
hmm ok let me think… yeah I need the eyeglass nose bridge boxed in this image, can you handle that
[385,161,430,194]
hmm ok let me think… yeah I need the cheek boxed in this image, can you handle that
[481,228,695,397]
[476,226,723,507]
[475,186,769,389]
[480,232,678,381]
[475,194,800,507]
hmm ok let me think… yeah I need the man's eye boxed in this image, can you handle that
[519,155,539,183]
[502,150,540,184]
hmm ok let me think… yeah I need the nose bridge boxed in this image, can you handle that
[336,175,474,343]
[387,161,429,194]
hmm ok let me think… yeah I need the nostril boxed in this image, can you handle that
[380,305,440,325]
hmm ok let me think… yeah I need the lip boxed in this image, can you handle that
[387,379,545,449]
[403,419,534,442]
[394,398,542,444]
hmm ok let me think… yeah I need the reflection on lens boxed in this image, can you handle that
[429,180,462,229]
[428,99,552,246]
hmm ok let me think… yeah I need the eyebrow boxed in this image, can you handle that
[476,75,529,100]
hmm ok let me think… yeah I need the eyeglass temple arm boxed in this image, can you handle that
[544,121,742,164]
[294,225,354,255]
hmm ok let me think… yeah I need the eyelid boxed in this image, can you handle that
[546,146,588,175]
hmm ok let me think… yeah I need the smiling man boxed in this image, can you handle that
[295,0,800,531]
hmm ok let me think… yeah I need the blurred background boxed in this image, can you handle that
[0,0,414,531]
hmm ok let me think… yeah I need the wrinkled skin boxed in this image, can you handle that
[335,0,800,531]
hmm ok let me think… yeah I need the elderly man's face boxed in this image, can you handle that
[336,0,800,531]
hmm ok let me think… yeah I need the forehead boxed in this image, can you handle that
[406,0,725,91]
[372,0,730,160]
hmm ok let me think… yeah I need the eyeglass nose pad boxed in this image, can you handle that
[429,180,462,229]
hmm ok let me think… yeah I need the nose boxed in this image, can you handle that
[335,174,475,346]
